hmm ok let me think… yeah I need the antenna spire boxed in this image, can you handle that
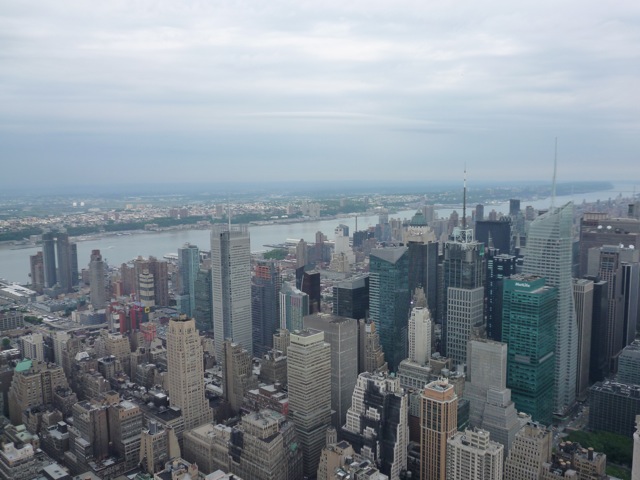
[227,194,231,229]
[462,164,467,230]
[551,138,558,209]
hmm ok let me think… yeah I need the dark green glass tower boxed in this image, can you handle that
[502,274,557,425]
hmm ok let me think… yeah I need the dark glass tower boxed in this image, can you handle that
[194,268,213,333]
[333,274,369,320]
[369,247,410,372]
[502,275,557,425]
[475,219,512,256]
[485,249,517,341]
[251,259,281,357]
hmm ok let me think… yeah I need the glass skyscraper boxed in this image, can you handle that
[522,202,577,415]
[369,247,410,372]
[178,243,200,317]
[502,275,557,425]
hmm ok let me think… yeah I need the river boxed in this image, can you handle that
[0,184,630,285]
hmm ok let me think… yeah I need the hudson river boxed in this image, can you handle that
[0,185,629,285]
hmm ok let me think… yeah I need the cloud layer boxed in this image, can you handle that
[1,0,639,187]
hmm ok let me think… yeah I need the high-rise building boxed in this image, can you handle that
[618,340,640,385]
[502,275,557,425]
[304,313,358,428]
[573,278,594,401]
[211,224,252,360]
[89,249,107,309]
[485,250,517,342]
[138,269,155,307]
[194,267,213,332]
[56,231,76,293]
[476,219,512,256]
[405,211,439,318]
[589,380,640,437]
[178,243,200,317]
[588,277,610,383]
[522,202,577,415]
[341,372,409,480]
[420,378,458,480]
[369,247,410,372]
[296,238,309,268]
[287,329,331,477]
[166,315,211,431]
[442,228,484,367]
[503,422,552,480]
[20,333,44,363]
[446,428,504,480]
[42,231,57,288]
[252,259,281,357]
[332,274,369,320]
[297,268,321,313]
[139,420,181,474]
[29,251,44,293]
[222,340,257,415]
[108,399,143,470]
[357,319,388,374]
[408,296,432,366]
[279,282,309,331]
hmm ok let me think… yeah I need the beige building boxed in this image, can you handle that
[317,439,356,480]
[446,428,503,480]
[288,329,332,478]
[166,315,211,431]
[222,340,257,414]
[183,423,231,475]
[139,420,181,474]
[420,378,457,480]
[503,422,552,480]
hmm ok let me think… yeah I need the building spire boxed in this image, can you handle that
[463,164,467,230]
[551,137,558,210]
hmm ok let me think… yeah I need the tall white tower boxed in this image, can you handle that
[408,306,432,366]
[211,224,252,361]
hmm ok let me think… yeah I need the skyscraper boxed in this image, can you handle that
[252,259,281,357]
[279,282,309,331]
[420,378,458,480]
[522,202,577,415]
[503,422,552,480]
[446,428,504,480]
[502,275,557,425]
[166,315,211,431]
[194,268,213,333]
[211,224,252,360]
[485,250,517,342]
[332,274,369,320]
[405,210,439,318]
[476,218,512,256]
[287,329,331,477]
[29,251,44,294]
[369,246,410,372]
[42,231,57,288]
[573,278,594,402]
[56,231,75,293]
[178,243,200,317]
[89,249,106,309]
[304,313,358,428]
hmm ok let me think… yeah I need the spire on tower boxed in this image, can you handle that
[463,164,467,230]
[551,138,558,209]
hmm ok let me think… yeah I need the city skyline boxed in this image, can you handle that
[1,1,639,187]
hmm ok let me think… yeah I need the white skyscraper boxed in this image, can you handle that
[166,315,211,431]
[211,224,252,361]
[522,202,577,415]
[408,305,432,366]
[447,428,504,480]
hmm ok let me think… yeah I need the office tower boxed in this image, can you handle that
[464,338,523,457]
[357,319,388,374]
[588,245,640,371]
[8,359,69,426]
[476,219,512,255]
[588,277,610,383]
[304,313,358,428]
[280,281,309,331]
[109,400,143,470]
[183,423,231,474]
[447,428,504,480]
[332,274,369,320]
[503,422,552,480]
[138,269,155,307]
[20,333,44,362]
[579,212,640,277]
[442,227,484,367]
[573,279,594,401]
[369,247,410,372]
[406,211,439,318]
[408,296,432,366]
[509,199,521,217]
[229,409,304,480]
[341,372,408,479]
[502,275,557,425]
[194,267,213,332]
[139,421,181,474]
[297,267,321,313]
[634,416,640,480]
[589,381,640,437]
[166,315,211,431]
[211,224,252,360]
[476,204,485,221]
[89,249,106,308]
[71,400,110,461]
[42,231,57,288]
[618,341,640,385]
[29,251,44,293]
[56,231,75,293]
[522,202,577,415]
[273,328,290,355]
[148,256,170,306]
[70,242,79,287]
[178,243,200,317]
[296,238,309,268]
[222,340,257,414]
[287,329,331,477]
[252,259,281,357]
[486,250,517,341]
[420,378,458,480]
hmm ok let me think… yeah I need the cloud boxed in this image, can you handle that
[0,0,639,186]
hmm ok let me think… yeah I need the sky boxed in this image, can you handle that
[1,0,639,189]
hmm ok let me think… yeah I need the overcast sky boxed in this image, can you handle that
[1,1,639,189]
